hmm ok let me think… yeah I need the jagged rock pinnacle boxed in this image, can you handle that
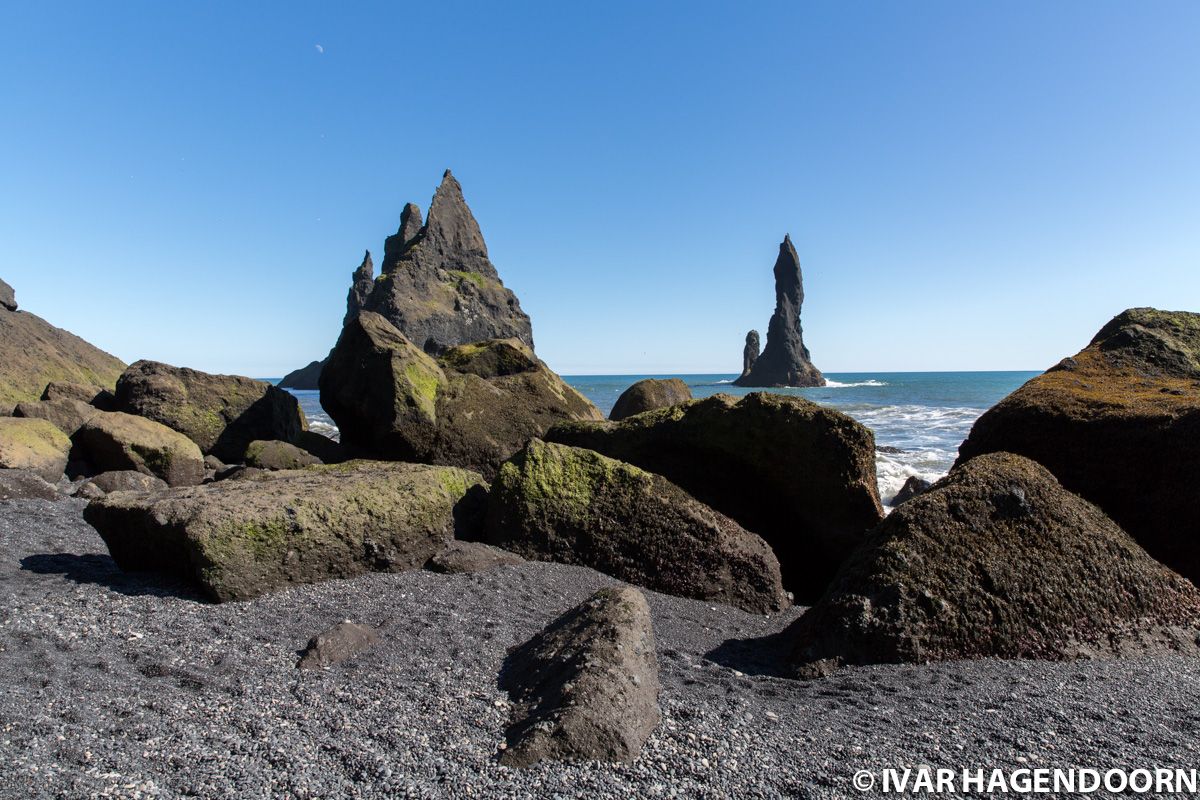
[344,250,375,326]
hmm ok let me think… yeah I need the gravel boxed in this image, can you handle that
[2,498,1200,798]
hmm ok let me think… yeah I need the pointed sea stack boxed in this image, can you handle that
[344,250,375,326]
[363,170,535,355]
[739,330,760,380]
[733,236,824,388]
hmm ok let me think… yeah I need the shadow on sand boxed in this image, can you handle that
[20,552,207,602]
[703,627,798,678]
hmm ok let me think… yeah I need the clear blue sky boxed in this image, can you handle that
[3,2,1198,377]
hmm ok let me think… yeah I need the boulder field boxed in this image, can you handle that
[83,461,486,602]
[548,392,883,601]
[320,312,601,479]
[957,308,1200,584]
[789,452,1200,678]
[486,440,787,613]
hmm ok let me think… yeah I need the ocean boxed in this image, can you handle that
[285,370,1039,507]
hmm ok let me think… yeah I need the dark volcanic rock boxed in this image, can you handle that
[0,277,15,311]
[41,381,115,409]
[278,360,325,391]
[547,393,883,601]
[362,171,535,356]
[74,411,205,487]
[344,250,375,327]
[297,621,380,670]
[488,440,787,613]
[243,439,321,470]
[789,453,1200,678]
[320,312,601,479]
[499,586,661,767]
[84,470,169,495]
[733,236,825,388]
[609,378,693,421]
[957,308,1200,584]
[83,461,486,602]
[294,431,345,464]
[0,468,59,501]
[889,475,931,507]
[0,418,71,482]
[13,398,100,438]
[115,361,306,463]
[739,330,760,381]
[424,541,525,574]
[0,292,125,414]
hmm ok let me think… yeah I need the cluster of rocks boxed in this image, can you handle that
[6,178,1200,770]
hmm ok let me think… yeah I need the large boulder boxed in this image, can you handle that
[0,289,125,414]
[547,393,883,601]
[320,312,601,479]
[0,417,71,482]
[609,378,692,421]
[84,470,169,495]
[41,381,116,409]
[734,236,824,388]
[243,439,321,470]
[0,277,15,311]
[487,440,787,613]
[277,359,325,391]
[957,308,1200,583]
[83,461,486,602]
[0,469,59,501]
[74,411,205,487]
[13,397,100,437]
[115,360,306,463]
[499,587,660,767]
[789,453,1200,678]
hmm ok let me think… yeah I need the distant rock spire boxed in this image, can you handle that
[344,250,375,326]
[733,235,824,388]
[739,330,760,380]
[383,203,424,270]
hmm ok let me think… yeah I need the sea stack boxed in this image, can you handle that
[363,170,535,355]
[344,250,375,326]
[733,235,824,388]
[739,330,760,380]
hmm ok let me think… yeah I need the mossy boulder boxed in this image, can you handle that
[115,360,307,463]
[13,397,100,438]
[73,411,205,487]
[0,298,125,414]
[789,453,1200,678]
[321,312,602,479]
[488,440,787,613]
[957,308,1200,583]
[547,393,883,601]
[243,439,321,470]
[609,378,692,421]
[83,460,487,602]
[0,417,71,482]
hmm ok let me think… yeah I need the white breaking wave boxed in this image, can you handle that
[824,379,888,388]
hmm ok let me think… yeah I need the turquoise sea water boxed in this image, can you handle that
[285,370,1039,506]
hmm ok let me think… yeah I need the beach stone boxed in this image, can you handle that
[0,290,125,415]
[0,277,15,311]
[114,360,307,463]
[13,397,100,437]
[243,439,321,470]
[278,359,325,391]
[424,541,525,574]
[320,312,601,480]
[609,378,693,421]
[40,381,116,409]
[734,235,824,388]
[73,411,205,487]
[0,417,71,482]
[203,454,226,472]
[84,470,168,495]
[294,431,345,464]
[547,393,883,601]
[0,468,59,501]
[488,440,787,613]
[957,308,1200,583]
[83,460,486,602]
[789,452,1200,678]
[297,621,380,670]
[500,586,660,767]
[890,475,931,506]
